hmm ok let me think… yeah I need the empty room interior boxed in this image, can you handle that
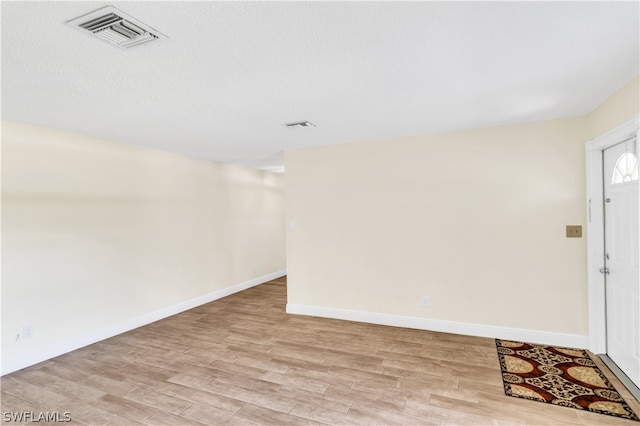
[1,1,639,425]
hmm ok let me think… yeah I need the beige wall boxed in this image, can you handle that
[285,75,639,338]
[286,118,589,335]
[1,122,285,371]
[588,75,639,139]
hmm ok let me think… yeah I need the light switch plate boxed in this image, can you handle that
[566,225,582,238]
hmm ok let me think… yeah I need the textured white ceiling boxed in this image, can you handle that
[2,1,639,172]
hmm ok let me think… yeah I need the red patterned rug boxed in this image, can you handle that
[496,339,639,421]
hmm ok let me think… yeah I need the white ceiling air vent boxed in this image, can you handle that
[285,121,316,128]
[67,6,166,49]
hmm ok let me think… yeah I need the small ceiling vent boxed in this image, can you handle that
[285,121,316,128]
[67,6,166,49]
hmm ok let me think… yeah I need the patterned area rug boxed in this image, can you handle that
[496,339,639,421]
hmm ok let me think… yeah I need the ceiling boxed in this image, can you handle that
[2,1,639,173]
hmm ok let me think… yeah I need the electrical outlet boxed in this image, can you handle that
[421,296,430,307]
[23,323,34,340]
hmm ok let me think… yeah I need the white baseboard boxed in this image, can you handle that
[1,270,286,376]
[286,303,588,349]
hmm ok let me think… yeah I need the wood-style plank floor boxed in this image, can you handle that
[2,277,639,425]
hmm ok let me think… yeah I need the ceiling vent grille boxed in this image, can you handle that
[67,6,166,49]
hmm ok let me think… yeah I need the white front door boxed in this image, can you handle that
[603,138,639,388]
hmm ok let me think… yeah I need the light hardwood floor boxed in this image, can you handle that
[2,276,639,425]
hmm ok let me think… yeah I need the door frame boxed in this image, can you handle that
[585,115,639,354]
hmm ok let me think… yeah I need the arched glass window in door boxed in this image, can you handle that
[612,152,638,184]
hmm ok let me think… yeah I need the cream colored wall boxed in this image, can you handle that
[285,75,640,339]
[286,117,589,335]
[1,121,285,371]
[588,75,639,139]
